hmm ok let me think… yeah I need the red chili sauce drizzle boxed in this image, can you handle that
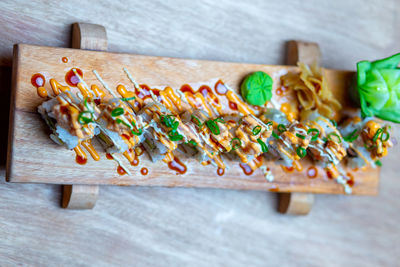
[117,165,127,175]
[140,167,148,175]
[217,168,225,176]
[62,57,68,63]
[239,163,253,176]
[307,166,318,179]
[346,172,355,187]
[168,156,187,174]
[106,153,113,160]
[214,80,228,95]
[75,155,87,165]
[136,84,161,101]
[31,73,45,87]
[65,68,83,87]
[180,84,220,105]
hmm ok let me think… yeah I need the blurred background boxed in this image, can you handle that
[0,0,399,266]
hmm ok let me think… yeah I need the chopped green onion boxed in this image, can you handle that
[188,140,197,146]
[116,118,132,128]
[252,125,262,135]
[296,133,306,140]
[373,128,383,142]
[214,118,226,124]
[111,107,124,117]
[191,115,202,127]
[364,143,376,150]
[272,131,280,139]
[277,124,286,133]
[344,129,359,142]
[375,160,382,167]
[230,138,242,151]
[307,128,320,142]
[121,96,136,101]
[168,130,183,141]
[296,147,307,158]
[160,115,176,129]
[257,138,268,153]
[380,129,390,142]
[327,132,342,143]
[206,120,220,135]
[330,119,337,128]
[78,111,93,125]
[131,128,143,136]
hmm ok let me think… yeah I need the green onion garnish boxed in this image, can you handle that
[296,133,306,140]
[373,128,383,142]
[78,111,93,125]
[252,125,262,135]
[272,131,280,139]
[277,124,286,133]
[327,132,341,143]
[380,128,390,142]
[344,129,359,142]
[121,96,136,101]
[116,118,132,128]
[231,138,242,151]
[296,147,307,158]
[214,118,226,124]
[307,128,320,141]
[160,115,176,129]
[188,140,197,146]
[375,160,382,167]
[206,120,220,135]
[364,143,376,150]
[111,107,124,117]
[330,119,337,128]
[191,115,202,127]
[257,138,268,153]
[168,130,183,141]
[131,128,143,136]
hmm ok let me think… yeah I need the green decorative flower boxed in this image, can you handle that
[357,53,400,123]
[240,71,273,106]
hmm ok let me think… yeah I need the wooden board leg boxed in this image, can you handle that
[61,22,107,209]
[278,192,314,215]
[276,40,321,215]
[62,185,99,209]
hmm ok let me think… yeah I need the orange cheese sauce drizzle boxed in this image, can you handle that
[81,140,100,161]
[74,145,87,165]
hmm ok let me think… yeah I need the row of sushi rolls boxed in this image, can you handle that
[37,53,400,194]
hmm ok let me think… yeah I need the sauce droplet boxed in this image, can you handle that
[117,165,127,175]
[229,101,238,110]
[215,80,228,95]
[239,163,253,175]
[31,73,45,87]
[65,68,83,87]
[140,167,148,175]
[281,165,294,173]
[168,156,187,174]
[269,187,280,192]
[106,153,113,160]
[31,73,48,98]
[217,168,225,176]
[62,57,68,63]
[346,172,355,187]
[75,155,87,165]
[307,166,318,179]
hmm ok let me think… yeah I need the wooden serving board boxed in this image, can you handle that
[7,44,379,195]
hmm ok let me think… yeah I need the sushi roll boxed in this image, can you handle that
[340,117,393,168]
[38,92,100,149]
[96,98,146,154]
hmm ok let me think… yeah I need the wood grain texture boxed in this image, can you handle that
[0,1,400,266]
[8,44,378,195]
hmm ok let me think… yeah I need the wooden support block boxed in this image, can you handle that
[62,23,107,209]
[278,193,314,215]
[62,185,99,209]
[277,40,321,215]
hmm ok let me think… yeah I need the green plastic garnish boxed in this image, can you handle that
[355,52,400,123]
[240,71,273,106]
